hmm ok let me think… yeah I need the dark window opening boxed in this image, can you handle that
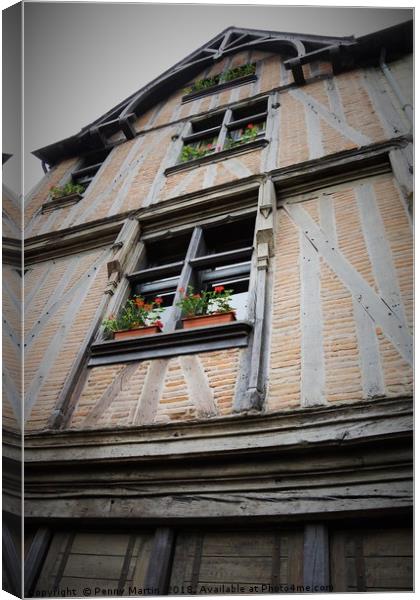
[179,98,269,164]
[123,215,256,334]
[71,147,112,191]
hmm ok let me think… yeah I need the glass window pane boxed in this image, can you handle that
[140,233,191,268]
[201,218,255,255]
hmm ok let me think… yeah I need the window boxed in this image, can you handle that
[44,147,113,211]
[90,215,256,365]
[71,147,112,192]
[127,216,255,329]
[182,63,257,100]
[179,98,268,165]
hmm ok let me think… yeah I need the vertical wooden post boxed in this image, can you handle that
[167,227,203,330]
[217,108,233,150]
[243,177,276,410]
[144,528,175,595]
[24,526,52,597]
[303,524,330,589]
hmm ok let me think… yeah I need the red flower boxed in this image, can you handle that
[154,297,163,304]
[214,286,225,293]
[178,287,185,293]
[134,298,145,308]
[247,123,254,129]
[207,144,213,149]
[154,320,164,328]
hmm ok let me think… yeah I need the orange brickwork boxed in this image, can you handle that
[24,247,110,431]
[69,348,241,429]
[267,172,413,413]
[23,42,412,433]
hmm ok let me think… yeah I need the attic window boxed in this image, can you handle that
[71,147,112,191]
[182,63,257,101]
[177,98,268,166]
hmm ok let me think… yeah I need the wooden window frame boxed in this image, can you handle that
[89,218,256,367]
[181,63,258,103]
[168,97,269,174]
[90,179,276,414]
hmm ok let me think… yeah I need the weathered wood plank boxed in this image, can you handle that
[356,181,408,328]
[25,527,52,596]
[144,528,175,594]
[180,355,217,417]
[132,359,169,425]
[303,524,329,588]
[3,521,21,597]
[304,103,323,159]
[299,229,326,407]
[24,479,413,521]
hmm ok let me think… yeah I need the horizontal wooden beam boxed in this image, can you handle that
[20,397,412,465]
[127,261,184,283]
[189,246,253,268]
[89,320,252,366]
[164,138,269,176]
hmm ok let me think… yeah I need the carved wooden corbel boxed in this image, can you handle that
[105,218,141,295]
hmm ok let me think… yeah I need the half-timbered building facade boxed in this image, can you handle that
[3,20,413,595]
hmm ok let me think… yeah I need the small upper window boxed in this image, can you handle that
[71,147,112,192]
[183,63,256,98]
[179,98,268,164]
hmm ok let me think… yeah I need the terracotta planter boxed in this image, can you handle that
[114,325,162,340]
[182,311,236,329]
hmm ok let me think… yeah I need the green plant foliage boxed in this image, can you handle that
[221,63,256,82]
[176,285,234,317]
[102,296,165,337]
[179,143,215,163]
[224,122,262,150]
[49,181,86,199]
[184,63,256,95]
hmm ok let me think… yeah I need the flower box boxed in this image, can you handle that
[41,192,83,213]
[182,311,236,329]
[113,325,162,340]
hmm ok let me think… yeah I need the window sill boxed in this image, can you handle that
[89,320,252,366]
[41,192,83,214]
[182,74,257,103]
[164,138,269,176]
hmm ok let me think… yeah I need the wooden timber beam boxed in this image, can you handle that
[24,527,52,597]
[143,528,175,595]
[3,520,21,597]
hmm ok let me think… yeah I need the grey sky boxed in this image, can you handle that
[3,2,413,193]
